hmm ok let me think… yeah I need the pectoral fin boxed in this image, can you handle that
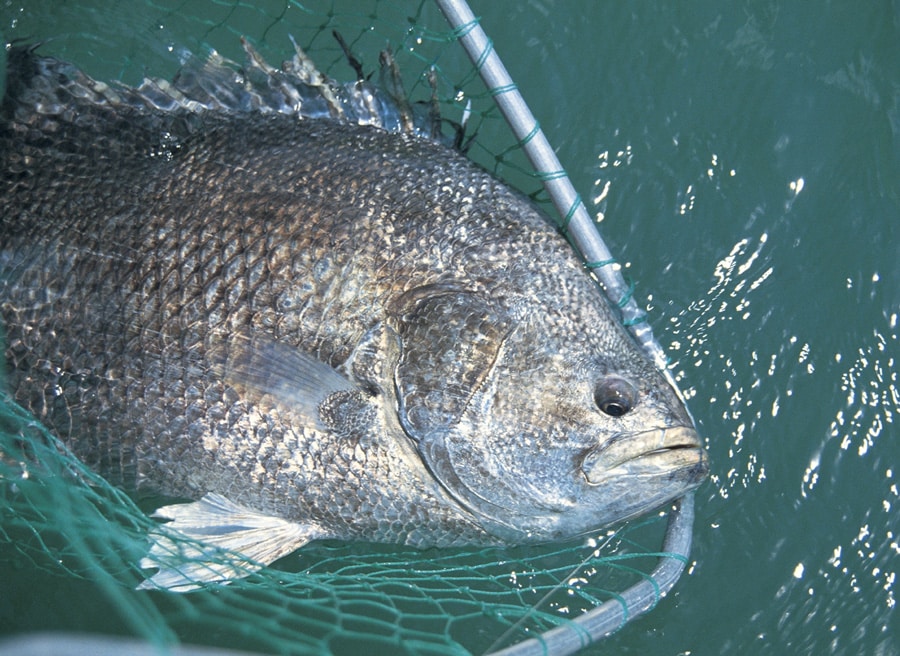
[137,494,322,592]
[212,333,356,427]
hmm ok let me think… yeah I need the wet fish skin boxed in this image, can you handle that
[0,46,707,588]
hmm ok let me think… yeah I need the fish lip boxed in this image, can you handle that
[580,425,706,485]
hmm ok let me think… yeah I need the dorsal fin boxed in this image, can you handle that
[2,38,456,146]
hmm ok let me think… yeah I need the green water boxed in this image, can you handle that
[1,1,898,654]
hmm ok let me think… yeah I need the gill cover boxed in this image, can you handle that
[391,284,522,525]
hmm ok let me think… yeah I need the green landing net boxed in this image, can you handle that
[0,2,693,655]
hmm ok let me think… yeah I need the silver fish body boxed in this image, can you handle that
[0,45,707,588]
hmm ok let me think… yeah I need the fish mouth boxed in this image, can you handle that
[580,425,707,485]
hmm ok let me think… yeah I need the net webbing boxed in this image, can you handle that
[0,2,689,654]
[1,400,674,654]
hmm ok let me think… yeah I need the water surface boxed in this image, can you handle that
[1,2,898,654]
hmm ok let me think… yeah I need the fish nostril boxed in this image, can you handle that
[593,376,637,418]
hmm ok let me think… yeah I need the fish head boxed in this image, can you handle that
[393,284,708,542]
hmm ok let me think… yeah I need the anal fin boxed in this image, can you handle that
[137,493,322,592]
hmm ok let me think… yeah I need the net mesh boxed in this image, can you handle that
[1,2,676,654]
[1,396,672,654]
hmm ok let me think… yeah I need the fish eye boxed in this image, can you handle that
[593,377,637,417]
